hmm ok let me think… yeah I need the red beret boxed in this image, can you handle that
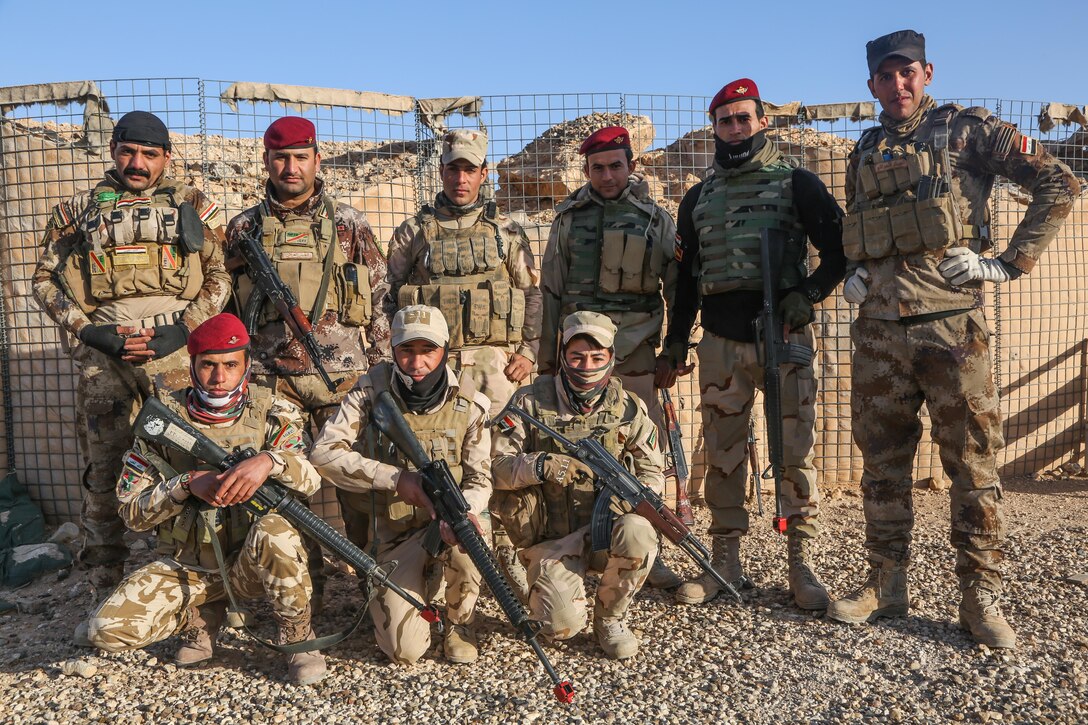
[264,117,317,150]
[709,78,761,116]
[188,313,250,356]
[579,126,631,156]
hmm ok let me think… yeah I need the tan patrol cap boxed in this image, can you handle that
[441,129,488,166]
[561,311,617,348]
[392,305,450,348]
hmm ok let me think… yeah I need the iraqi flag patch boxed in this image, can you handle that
[674,233,684,262]
[198,201,220,224]
[494,413,518,434]
[1019,136,1038,156]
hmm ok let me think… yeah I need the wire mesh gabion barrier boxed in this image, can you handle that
[1,79,1085,522]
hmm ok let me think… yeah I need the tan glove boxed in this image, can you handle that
[536,453,595,488]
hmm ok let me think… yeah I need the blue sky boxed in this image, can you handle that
[2,0,1085,105]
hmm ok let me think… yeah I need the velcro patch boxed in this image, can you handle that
[112,246,149,266]
[161,245,180,270]
[123,451,150,472]
[674,233,684,262]
[647,428,657,450]
[89,252,107,274]
[1019,136,1038,156]
[494,413,518,434]
[271,423,304,452]
[279,250,314,260]
[115,196,152,209]
[992,123,1017,160]
[199,201,220,224]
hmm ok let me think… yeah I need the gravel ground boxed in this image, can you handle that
[2,477,1086,724]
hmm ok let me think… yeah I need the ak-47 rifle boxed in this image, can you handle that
[234,227,342,393]
[660,388,694,527]
[132,398,441,633]
[370,391,575,705]
[495,402,742,604]
[746,417,764,516]
[753,228,814,534]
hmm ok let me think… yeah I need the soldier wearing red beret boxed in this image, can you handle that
[534,124,685,591]
[666,79,847,610]
[225,117,393,611]
[82,313,327,685]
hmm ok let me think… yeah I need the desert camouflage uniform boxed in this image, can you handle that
[309,361,492,665]
[844,100,1081,589]
[491,375,663,638]
[87,388,320,652]
[539,174,677,430]
[31,171,230,568]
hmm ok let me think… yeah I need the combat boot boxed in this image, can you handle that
[959,585,1017,649]
[787,536,830,610]
[443,623,479,664]
[274,606,327,686]
[826,563,909,624]
[675,535,746,604]
[645,557,683,590]
[593,605,638,660]
[89,563,124,591]
[496,545,530,604]
[175,601,227,666]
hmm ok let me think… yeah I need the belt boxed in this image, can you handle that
[130,310,184,329]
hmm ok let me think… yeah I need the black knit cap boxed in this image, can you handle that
[866,29,926,76]
[112,111,171,151]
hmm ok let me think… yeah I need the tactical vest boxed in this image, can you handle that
[526,375,633,540]
[153,386,274,569]
[396,206,524,348]
[237,197,373,328]
[558,192,660,314]
[72,179,204,308]
[363,362,475,536]
[842,105,969,262]
[692,145,807,296]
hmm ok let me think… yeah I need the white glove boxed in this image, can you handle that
[842,267,870,305]
[938,247,1011,286]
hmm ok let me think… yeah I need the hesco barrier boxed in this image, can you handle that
[0,79,1085,523]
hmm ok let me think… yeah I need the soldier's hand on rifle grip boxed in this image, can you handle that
[396,470,436,517]
[439,514,483,551]
[779,290,815,332]
[215,451,275,506]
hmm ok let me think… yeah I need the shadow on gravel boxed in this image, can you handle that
[1001,477,1088,496]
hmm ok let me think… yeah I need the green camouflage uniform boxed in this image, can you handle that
[31,171,230,568]
[86,389,320,652]
[310,362,492,665]
[491,375,663,638]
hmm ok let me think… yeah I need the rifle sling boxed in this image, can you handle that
[308,198,340,326]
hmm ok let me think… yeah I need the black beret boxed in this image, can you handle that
[112,111,171,151]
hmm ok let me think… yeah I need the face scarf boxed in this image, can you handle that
[714,129,767,169]
[435,191,483,217]
[879,94,936,140]
[394,348,451,412]
[559,349,616,414]
[186,359,251,424]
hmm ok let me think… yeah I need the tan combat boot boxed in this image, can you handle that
[275,606,327,686]
[593,604,638,660]
[826,563,909,624]
[959,585,1016,649]
[496,545,530,604]
[787,536,830,610]
[175,601,227,666]
[645,556,683,590]
[675,535,746,604]
[443,623,479,664]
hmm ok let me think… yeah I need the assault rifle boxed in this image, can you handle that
[370,391,575,705]
[660,388,695,527]
[753,228,814,534]
[746,417,764,516]
[495,402,742,604]
[132,398,441,633]
[234,227,342,393]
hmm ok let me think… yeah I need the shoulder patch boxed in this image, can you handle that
[992,122,1018,160]
[270,421,305,452]
[50,201,77,229]
[674,232,684,262]
[1018,135,1039,157]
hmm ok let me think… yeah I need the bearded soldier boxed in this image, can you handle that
[492,312,664,660]
[84,313,326,685]
[385,129,541,599]
[310,305,492,665]
[665,79,847,610]
[32,111,231,591]
[537,125,683,591]
[826,31,1080,649]
[225,116,391,609]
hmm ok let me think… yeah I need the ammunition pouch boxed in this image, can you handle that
[398,279,524,348]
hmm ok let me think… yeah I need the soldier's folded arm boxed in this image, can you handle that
[490,394,547,491]
[261,399,321,497]
[115,444,191,532]
[309,385,402,493]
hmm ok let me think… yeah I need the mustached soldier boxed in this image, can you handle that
[32,111,231,591]
[827,30,1080,649]
[83,313,326,685]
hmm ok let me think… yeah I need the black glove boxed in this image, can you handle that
[665,340,689,370]
[779,290,815,330]
[147,324,189,358]
[77,324,126,358]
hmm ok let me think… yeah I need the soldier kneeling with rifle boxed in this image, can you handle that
[84,313,327,685]
[491,312,663,660]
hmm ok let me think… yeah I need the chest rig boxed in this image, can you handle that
[527,376,634,540]
[693,145,806,296]
[237,197,372,328]
[362,362,475,535]
[556,190,660,315]
[843,105,970,261]
[72,178,203,308]
[151,386,274,569]
[396,206,524,348]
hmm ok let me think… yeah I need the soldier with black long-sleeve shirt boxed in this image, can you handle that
[664,78,846,610]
